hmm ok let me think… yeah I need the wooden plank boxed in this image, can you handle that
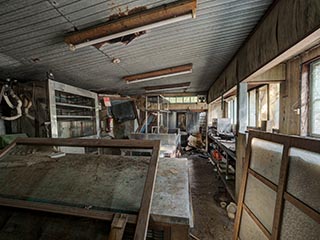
[243,204,271,239]
[170,224,189,240]
[13,137,156,149]
[0,140,17,158]
[124,64,193,83]
[248,169,278,192]
[271,145,289,240]
[134,141,160,240]
[108,213,129,240]
[0,196,137,224]
[233,134,253,239]
[284,192,320,224]
[249,130,320,154]
[64,0,197,45]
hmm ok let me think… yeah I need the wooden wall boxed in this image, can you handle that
[208,0,320,103]
[280,45,320,135]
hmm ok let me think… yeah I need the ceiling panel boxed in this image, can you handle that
[0,0,274,95]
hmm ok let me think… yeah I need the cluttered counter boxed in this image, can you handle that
[0,141,192,239]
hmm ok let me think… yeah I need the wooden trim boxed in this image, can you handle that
[249,130,320,153]
[0,140,17,158]
[64,0,197,45]
[124,64,192,82]
[271,145,290,240]
[243,204,271,239]
[284,192,320,224]
[134,141,160,240]
[0,196,137,223]
[233,135,253,239]
[108,213,129,240]
[248,169,277,192]
[13,137,156,149]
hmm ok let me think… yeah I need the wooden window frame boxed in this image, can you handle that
[0,138,160,240]
[300,56,320,138]
[233,130,320,240]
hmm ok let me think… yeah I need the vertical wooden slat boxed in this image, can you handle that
[133,141,160,240]
[271,144,290,240]
[233,134,253,239]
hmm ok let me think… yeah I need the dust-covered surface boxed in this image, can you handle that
[188,155,234,240]
[0,146,149,213]
[151,158,191,225]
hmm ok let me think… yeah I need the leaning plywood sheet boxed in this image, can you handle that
[234,131,320,240]
[0,138,160,240]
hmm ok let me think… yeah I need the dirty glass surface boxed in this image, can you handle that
[258,85,268,127]
[280,200,320,240]
[0,144,150,214]
[244,174,277,233]
[286,148,320,212]
[250,138,283,184]
[239,209,269,240]
[269,83,280,129]
[310,60,320,136]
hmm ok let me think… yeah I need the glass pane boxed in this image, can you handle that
[269,84,280,129]
[287,148,320,212]
[280,200,320,239]
[244,174,277,232]
[248,90,256,127]
[0,143,150,214]
[311,60,320,135]
[258,86,268,127]
[183,96,190,103]
[176,97,183,103]
[169,97,176,103]
[250,138,283,184]
[239,209,269,240]
[191,96,198,103]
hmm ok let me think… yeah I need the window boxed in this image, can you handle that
[164,96,199,104]
[248,90,256,127]
[247,84,280,129]
[227,97,237,125]
[310,60,320,136]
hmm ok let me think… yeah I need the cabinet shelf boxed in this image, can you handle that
[56,102,95,110]
[56,115,95,119]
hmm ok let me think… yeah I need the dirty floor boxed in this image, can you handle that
[188,155,234,240]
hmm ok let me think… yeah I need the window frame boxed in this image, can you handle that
[309,58,320,137]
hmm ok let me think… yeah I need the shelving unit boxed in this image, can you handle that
[145,95,170,134]
[208,128,236,202]
[48,80,99,138]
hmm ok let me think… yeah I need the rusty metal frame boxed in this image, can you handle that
[0,138,160,240]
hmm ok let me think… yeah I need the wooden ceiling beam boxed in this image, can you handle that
[64,0,197,46]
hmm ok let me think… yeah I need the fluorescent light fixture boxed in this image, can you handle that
[124,64,193,84]
[64,0,197,51]
[145,82,190,93]
[70,14,192,51]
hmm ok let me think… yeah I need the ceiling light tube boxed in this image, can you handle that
[144,82,190,93]
[124,64,193,84]
[145,86,189,93]
[69,14,192,51]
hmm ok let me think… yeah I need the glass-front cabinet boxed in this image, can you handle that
[48,80,99,138]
